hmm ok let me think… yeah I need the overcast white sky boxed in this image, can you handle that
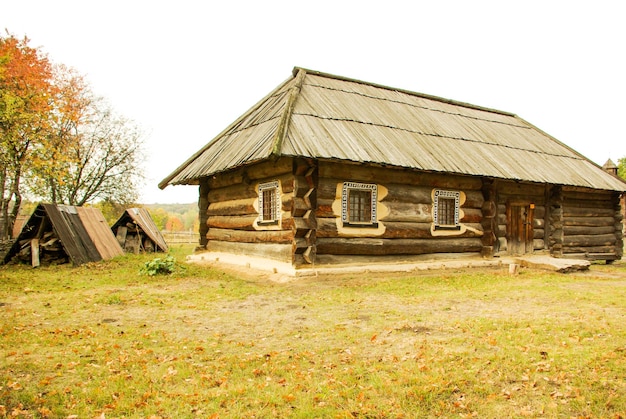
[3,1,624,203]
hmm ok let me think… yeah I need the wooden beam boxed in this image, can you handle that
[563,225,616,236]
[115,226,128,247]
[563,216,615,227]
[207,215,258,230]
[562,234,617,247]
[207,198,256,216]
[271,70,306,157]
[207,228,292,243]
[316,237,482,255]
[31,239,40,268]
[318,161,483,190]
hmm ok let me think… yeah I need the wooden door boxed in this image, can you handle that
[507,204,534,255]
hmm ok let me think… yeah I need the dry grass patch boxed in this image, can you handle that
[1,248,625,418]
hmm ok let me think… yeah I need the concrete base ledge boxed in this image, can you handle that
[187,251,595,281]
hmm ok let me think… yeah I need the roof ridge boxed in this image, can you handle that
[271,68,306,157]
[292,66,516,117]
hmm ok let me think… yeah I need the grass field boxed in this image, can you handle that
[1,245,625,418]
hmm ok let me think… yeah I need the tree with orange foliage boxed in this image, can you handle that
[1,32,145,240]
[165,216,184,232]
[0,32,56,240]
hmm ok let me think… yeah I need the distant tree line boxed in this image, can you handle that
[15,201,198,235]
[92,202,198,232]
[95,202,198,232]
[143,203,199,232]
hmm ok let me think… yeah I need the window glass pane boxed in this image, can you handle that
[341,182,377,226]
[438,197,455,225]
[349,189,372,223]
[262,189,275,221]
[258,181,280,224]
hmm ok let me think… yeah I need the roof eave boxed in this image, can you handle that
[158,74,297,189]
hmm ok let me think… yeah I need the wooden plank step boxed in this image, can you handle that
[515,255,590,273]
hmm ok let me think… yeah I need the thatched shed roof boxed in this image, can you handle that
[160,67,626,192]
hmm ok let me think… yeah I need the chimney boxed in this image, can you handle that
[602,159,618,177]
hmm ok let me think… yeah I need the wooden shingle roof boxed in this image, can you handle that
[111,208,169,253]
[160,67,626,192]
[3,204,124,266]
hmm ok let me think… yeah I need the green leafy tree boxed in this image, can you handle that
[182,208,199,231]
[618,157,626,180]
[148,207,169,230]
[91,199,128,225]
[26,68,145,206]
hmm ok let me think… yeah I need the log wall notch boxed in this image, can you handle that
[614,193,624,261]
[292,158,317,265]
[198,178,210,249]
[548,185,564,257]
[480,178,497,257]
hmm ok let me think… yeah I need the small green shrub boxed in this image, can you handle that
[107,294,123,304]
[141,255,176,276]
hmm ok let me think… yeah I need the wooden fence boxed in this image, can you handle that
[162,231,198,244]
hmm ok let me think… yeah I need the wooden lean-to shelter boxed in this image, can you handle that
[159,67,626,272]
[111,207,168,253]
[2,203,124,266]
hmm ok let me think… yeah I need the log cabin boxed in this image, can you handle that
[159,67,625,272]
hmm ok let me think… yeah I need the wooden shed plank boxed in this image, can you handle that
[76,207,124,260]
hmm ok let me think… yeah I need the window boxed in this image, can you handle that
[258,181,280,225]
[342,182,378,226]
[433,189,460,229]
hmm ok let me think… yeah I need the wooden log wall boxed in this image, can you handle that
[494,181,547,253]
[315,161,484,258]
[197,156,624,265]
[203,157,296,263]
[559,188,623,260]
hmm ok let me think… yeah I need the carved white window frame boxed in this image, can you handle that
[433,189,460,229]
[341,182,378,226]
[258,181,280,225]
